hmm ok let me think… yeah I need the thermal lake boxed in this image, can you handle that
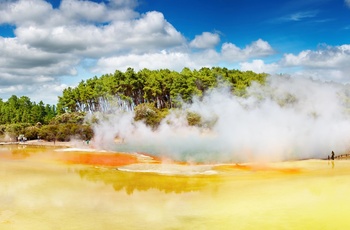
[1,145,350,229]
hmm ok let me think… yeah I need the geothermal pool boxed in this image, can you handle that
[1,145,350,229]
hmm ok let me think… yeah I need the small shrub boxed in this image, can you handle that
[186,112,201,126]
[134,103,170,129]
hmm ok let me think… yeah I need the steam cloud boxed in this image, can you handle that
[90,75,350,163]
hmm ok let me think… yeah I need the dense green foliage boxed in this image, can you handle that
[0,67,267,142]
[57,67,267,113]
[0,95,56,125]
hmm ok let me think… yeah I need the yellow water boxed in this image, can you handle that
[1,145,350,229]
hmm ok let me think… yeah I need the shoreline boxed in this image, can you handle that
[1,140,349,161]
[0,140,72,147]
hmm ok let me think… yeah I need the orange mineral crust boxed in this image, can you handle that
[63,152,139,167]
[213,163,302,174]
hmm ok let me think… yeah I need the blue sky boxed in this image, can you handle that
[139,0,349,49]
[0,0,350,104]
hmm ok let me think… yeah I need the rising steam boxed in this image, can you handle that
[90,75,350,163]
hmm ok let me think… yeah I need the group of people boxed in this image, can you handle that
[328,151,335,160]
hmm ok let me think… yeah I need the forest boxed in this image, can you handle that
[0,67,267,142]
[57,67,267,113]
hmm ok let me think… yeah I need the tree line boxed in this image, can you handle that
[0,67,267,142]
[0,95,56,125]
[57,67,267,114]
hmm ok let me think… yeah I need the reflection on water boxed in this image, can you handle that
[2,145,350,230]
[77,167,220,195]
[0,144,60,159]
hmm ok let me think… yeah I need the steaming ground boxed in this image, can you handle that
[90,75,350,163]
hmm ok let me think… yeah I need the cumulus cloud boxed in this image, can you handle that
[189,32,220,49]
[0,0,53,25]
[240,59,279,74]
[93,40,277,73]
[119,11,185,52]
[1,1,184,55]
[93,49,222,73]
[13,10,184,55]
[0,0,186,103]
[59,0,138,26]
[0,37,78,82]
[109,0,138,8]
[282,45,350,67]
[281,44,350,81]
[94,51,194,73]
[60,0,111,23]
[0,82,67,104]
[221,39,275,62]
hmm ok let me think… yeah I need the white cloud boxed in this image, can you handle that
[14,10,185,55]
[240,59,279,74]
[0,0,53,25]
[120,11,185,51]
[279,44,350,82]
[109,0,138,8]
[0,82,68,105]
[2,0,184,56]
[0,37,78,77]
[94,51,193,73]
[245,39,275,56]
[221,39,275,62]
[189,32,220,49]
[60,0,110,22]
[93,49,221,73]
[59,0,138,23]
[240,44,350,82]
[93,39,278,74]
[282,44,350,68]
